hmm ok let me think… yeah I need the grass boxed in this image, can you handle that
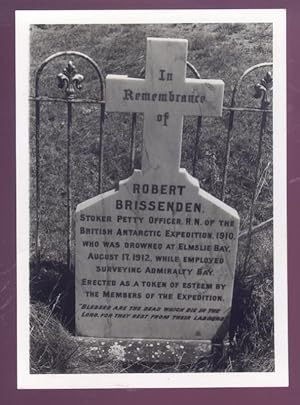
[30,302,126,374]
[29,23,274,373]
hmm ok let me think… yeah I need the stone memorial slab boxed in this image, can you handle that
[75,38,240,349]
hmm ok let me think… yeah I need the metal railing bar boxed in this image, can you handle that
[35,98,41,270]
[186,61,201,79]
[187,62,202,179]
[29,97,272,113]
[243,110,268,272]
[192,116,202,176]
[66,101,73,272]
[130,113,137,173]
[221,109,234,202]
[30,96,104,104]
[223,106,272,113]
[98,104,105,194]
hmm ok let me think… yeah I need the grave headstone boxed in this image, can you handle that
[75,38,240,357]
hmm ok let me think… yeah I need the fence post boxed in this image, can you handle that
[34,95,41,270]
[243,71,273,273]
[130,113,137,173]
[33,52,104,271]
[98,103,105,194]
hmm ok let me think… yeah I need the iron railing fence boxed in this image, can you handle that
[30,52,273,274]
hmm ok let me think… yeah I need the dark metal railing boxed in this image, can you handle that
[30,52,273,274]
[33,51,104,272]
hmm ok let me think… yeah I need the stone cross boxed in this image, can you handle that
[106,37,224,172]
[75,37,239,352]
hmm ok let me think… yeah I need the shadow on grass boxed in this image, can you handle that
[30,261,75,333]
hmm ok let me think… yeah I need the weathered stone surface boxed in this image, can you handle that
[76,337,212,365]
[75,169,239,340]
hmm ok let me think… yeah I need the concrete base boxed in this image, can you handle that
[76,337,212,364]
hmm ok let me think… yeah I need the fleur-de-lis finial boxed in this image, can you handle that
[57,61,84,99]
[253,71,273,109]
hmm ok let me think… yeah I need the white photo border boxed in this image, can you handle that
[16,9,288,389]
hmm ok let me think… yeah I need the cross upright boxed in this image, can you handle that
[106,38,224,173]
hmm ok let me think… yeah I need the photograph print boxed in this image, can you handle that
[16,9,288,388]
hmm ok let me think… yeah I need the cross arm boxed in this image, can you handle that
[181,78,224,116]
[106,75,148,113]
[106,75,224,116]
